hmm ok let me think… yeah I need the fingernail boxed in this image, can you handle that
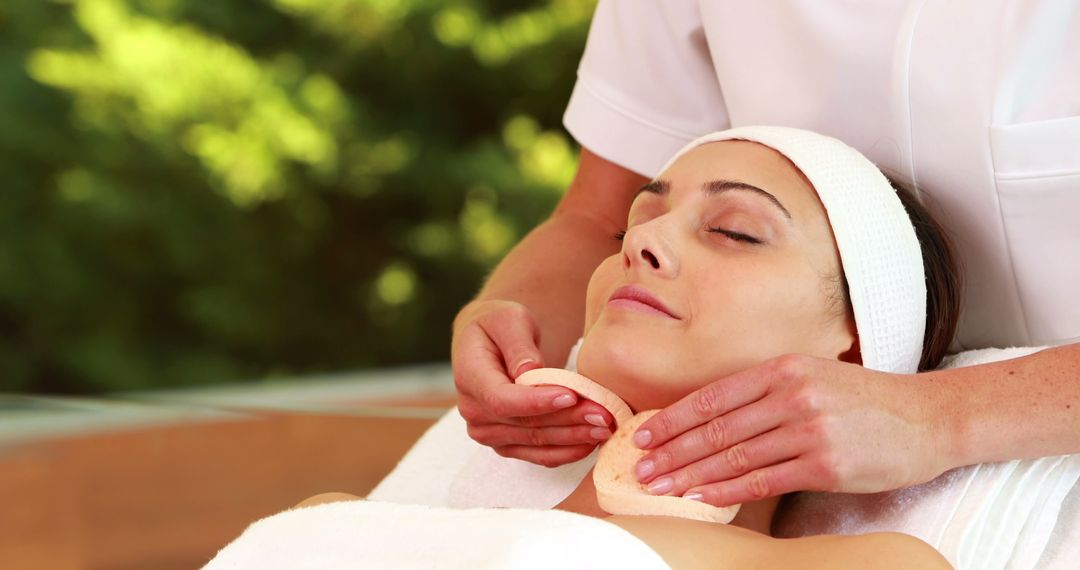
[514,359,537,377]
[635,459,655,479]
[584,414,607,427]
[683,492,704,502]
[633,429,652,448]
[647,477,673,495]
[553,394,576,409]
[589,427,612,440]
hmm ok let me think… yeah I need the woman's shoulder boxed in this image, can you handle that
[604,515,952,570]
[811,532,953,570]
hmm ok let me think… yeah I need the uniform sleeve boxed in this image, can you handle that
[563,0,730,178]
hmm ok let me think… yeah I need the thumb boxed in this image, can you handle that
[480,306,546,379]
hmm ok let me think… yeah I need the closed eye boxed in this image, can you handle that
[613,228,761,245]
[707,227,763,245]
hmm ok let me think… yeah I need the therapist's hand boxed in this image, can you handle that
[452,300,614,467]
[632,354,955,506]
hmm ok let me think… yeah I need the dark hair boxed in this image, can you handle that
[889,177,963,371]
[835,176,962,371]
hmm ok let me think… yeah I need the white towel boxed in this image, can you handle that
[371,336,595,511]
[203,500,669,570]
[370,346,1080,570]
[366,405,596,510]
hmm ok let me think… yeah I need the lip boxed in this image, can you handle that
[607,285,681,320]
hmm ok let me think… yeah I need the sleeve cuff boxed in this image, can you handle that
[563,76,701,179]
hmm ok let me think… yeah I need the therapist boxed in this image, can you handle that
[452,1,1080,507]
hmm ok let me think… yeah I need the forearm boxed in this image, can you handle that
[454,149,647,368]
[467,213,618,367]
[935,343,1080,467]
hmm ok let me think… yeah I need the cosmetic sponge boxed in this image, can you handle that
[517,368,741,523]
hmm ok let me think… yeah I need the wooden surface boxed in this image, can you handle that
[0,397,454,570]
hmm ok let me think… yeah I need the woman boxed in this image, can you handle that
[273,127,958,569]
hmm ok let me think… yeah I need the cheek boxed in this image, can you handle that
[689,261,828,351]
[584,255,621,330]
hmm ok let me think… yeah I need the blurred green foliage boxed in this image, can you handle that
[0,0,593,393]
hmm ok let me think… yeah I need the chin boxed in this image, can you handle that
[576,325,689,413]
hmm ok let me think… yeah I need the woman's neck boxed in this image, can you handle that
[555,468,780,535]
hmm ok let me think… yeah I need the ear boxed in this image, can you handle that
[836,315,861,365]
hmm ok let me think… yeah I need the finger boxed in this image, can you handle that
[468,423,612,448]
[516,400,615,429]
[455,319,578,419]
[471,386,579,424]
[452,322,518,402]
[636,395,787,482]
[493,444,598,468]
[460,383,613,428]
[635,367,773,450]
[647,426,805,497]
[464,398,614,429]
[681,459,819,507]
[486,382,582,419]
[453,334,573,420]
[477,305,545,378]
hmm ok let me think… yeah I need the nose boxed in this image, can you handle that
[622,222,679,277]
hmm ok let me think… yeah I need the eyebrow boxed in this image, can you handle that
[637,179,793,220]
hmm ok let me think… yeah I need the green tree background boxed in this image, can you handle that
[0,0,594,393]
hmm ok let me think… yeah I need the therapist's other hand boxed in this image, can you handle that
[452,300,614,467]
[632,354,952,506]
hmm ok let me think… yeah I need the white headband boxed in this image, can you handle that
[660,126,926,374]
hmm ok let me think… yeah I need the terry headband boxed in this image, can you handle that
[659,126,927,374]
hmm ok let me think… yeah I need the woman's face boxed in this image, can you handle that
[577,141,857,412]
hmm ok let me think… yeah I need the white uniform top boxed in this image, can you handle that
[563,0,1080,350]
